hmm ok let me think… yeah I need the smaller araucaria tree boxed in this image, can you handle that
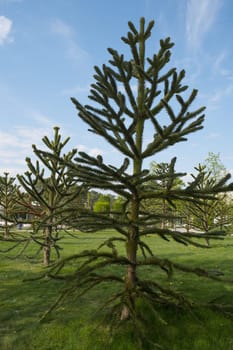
[17,127,84,265]
[0,172,20,238]
[142,160,184,229]
[177,164,226,245]
[204,153,233,230]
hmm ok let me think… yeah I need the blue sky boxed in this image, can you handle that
[0,0,233,178]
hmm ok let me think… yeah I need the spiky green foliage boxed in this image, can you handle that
[0,172,20,238]
[16,127,84,265]
[37,18,233,344]
[204,153,233,230]
[141,161,185,230]
[178,164,233,245]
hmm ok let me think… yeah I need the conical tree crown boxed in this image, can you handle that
[71,17,205,164]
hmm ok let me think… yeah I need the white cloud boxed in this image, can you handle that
[14,126,51,148]
[51,19,73,38]
[0,16,13,45]
[77,144,104,158]
[212,51,233,81]
[61,84,90,96]
[186,0,221,50]
[51,19,90,62]
[223,156,233,162]
[31,111,55,127]
[0,131,20,147]
[207,83,233,110]
[0,120,58,176]
[213,51,227,71]
[0,114,94,176]
[0,130,31,176]
[174,56,202,84]
[63,82,137,98]
[206,132,220,139]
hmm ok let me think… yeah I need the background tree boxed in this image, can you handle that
[204,152,233,230]
[142,161,184,229]
[93,194,111,214]
[86,190,101,209]
[38,18,233,342]
[111,196,125,217]
[177,154,233,235]
[213,195,233,232]
[178,164,223,245]
[0,173,19,238]
[205,152,227,181]
[17,127,84,265]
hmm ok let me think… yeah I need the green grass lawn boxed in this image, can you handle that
[1,230,233,350]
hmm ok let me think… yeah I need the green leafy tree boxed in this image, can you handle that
[17,127,83,265]
[93,194,111,214]
[205,152,227,181]
[111,196,125,216]
[39,18,233,344]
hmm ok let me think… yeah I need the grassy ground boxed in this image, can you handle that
[1,230,233,349]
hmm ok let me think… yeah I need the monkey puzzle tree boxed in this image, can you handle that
[177,164,224,246]
[178,163,233,242]
[142,161,184,229]
[17,127,84,265]
[39,18,233,340]
[204,152,233,230]
[0,172,20,238]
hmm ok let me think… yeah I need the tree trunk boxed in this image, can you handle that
[43,227,52,266]
[121,237,138,320]
[43,244,51,266]
[205,230,210,246]
[3,219,9,239]
[120,17,144,321]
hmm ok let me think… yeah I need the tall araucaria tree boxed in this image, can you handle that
[39,18,233,335]
[17,127,84,265]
